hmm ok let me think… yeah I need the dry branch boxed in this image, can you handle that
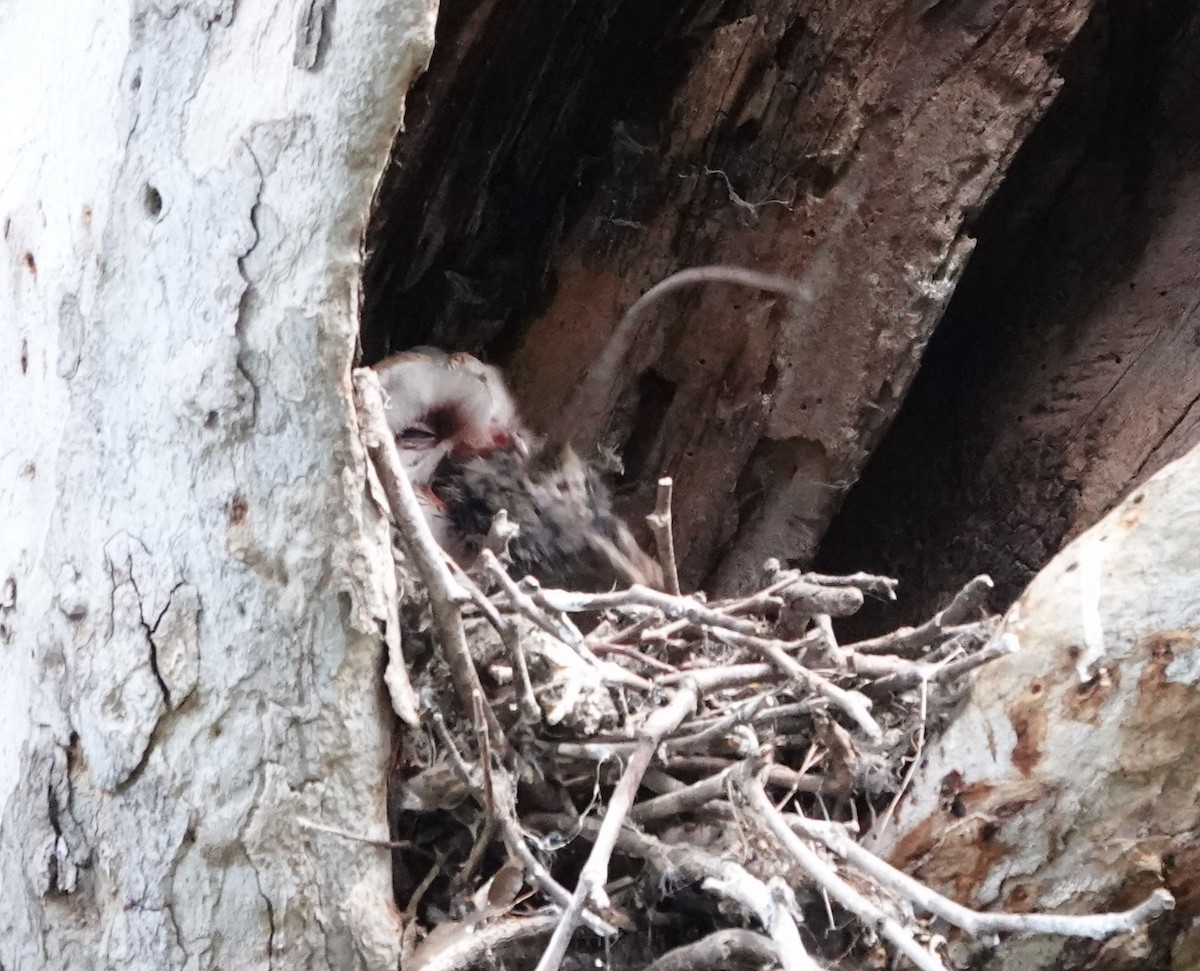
[788,812,1175,941]
[640,928,778,971]
[847,575,994,655]
[367,393,1173,970]
[355,371,504,750]
[744,773,949,971]
[647,476,682,596]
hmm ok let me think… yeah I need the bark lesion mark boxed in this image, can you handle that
[45,733,90,893]
[142,184,163,219]
[45,778,63,892]
[294,0,334,71]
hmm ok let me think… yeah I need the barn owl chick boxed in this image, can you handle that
[373,347,660,590]
[374,347,527,488]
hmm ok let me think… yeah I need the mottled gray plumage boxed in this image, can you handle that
[432,444,662,591]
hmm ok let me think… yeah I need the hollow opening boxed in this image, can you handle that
[816,0,1200,635]
[362,0,1200,629]
[360,0,706,367]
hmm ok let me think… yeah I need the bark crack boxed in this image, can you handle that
[1129,386,1200,485]
[45,779,62,893]
[246,847,277,971]
[232,141,265,426]
[129,572,184,708]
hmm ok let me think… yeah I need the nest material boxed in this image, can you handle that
[353,370,1176,971]
[391,559,1003,971]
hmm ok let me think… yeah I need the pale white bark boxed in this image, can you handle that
[0,1,435,968]
[870,444,1200,968]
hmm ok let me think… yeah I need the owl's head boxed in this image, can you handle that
[374,348,529,486]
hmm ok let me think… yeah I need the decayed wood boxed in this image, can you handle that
[364,0,1100,592]
[517,0,1100,594]
[819,2,1200,622]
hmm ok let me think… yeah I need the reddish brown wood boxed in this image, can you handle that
[365,0,1098,593]
[505,1,1096,591]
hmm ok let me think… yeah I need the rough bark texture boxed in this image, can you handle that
[363,0,1097,592]
[0,2,433,968]
[870,445,1200,971]
[820,0,1200,627]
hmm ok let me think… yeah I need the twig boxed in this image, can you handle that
[872,677,928,840]
[797,570,899,602]
[847,575,993,654]
[647,477,682,595]
[744,773,949,971]
[407,913,560,971]
[587,640,681,673]
[535,681,701,971]
[447,556,541,725]
[661,663,776,692]
[296,816,410,849]
[351,371,423,726]
[776,578,864,618]
[664,694,772,754]
[488,743,618,939]
[789,812,1176,940]
[840,630,1017,695]
[479,549,583,648]
[354,370,506,752]
[713,630,881,740]
[640,929,778,971]
[548,815,823,971]
[630,766,737,822]
[428,711,478,790]
[538,585,761,634]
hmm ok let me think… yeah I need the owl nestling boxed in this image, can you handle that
[373,348,660,590]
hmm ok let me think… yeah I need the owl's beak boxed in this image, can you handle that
[454,427,531,460]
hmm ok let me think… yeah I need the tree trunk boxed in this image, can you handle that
[819,0,1200,626]
[0,2,433,968]
[870,445,1200,970]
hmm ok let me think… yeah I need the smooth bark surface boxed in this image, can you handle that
[0,2,434,968]
[871,445,1200,970]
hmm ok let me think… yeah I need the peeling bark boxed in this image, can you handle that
[870,446,1200,970]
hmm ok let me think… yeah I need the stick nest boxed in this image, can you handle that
[353,370,1174,971]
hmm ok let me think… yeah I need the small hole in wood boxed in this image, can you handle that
[143,185,163,218]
